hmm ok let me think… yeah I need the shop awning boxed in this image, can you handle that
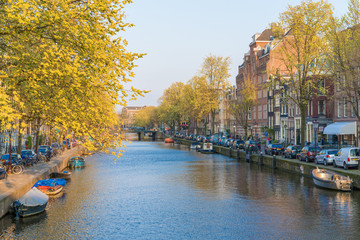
[323,121,356,135]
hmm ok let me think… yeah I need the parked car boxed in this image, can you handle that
[232,140,245,150]
[38,145,52,160]
[265,144,284,155]
[245,140,258,152]
[1,153,23,165]
[298,146,321,162]
[284,145,301,159]
[21,150,37,166]
[314,149,338,165]
[333,147,360,169]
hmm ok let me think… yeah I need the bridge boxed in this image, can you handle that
[123,128,165,141]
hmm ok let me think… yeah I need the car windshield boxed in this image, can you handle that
[350,149,360,157]
[309,147,321,152]
[328,150,338,155]
[21,151,32,155]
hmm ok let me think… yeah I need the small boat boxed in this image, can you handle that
[33,178,67,188]
[68,156,85,168]
[311,168,353,191]
[198,142,215,154]
[36,185,63,195]
[49,171,71,180]
[0,167,6,180]
[164,138,174,143]
[11,188,49,218]
[190,142,201,150]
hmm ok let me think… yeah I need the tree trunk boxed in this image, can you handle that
[300,106,307,148]
[17,130,22,154]
[35,128,40,153]
[211,110,215,135]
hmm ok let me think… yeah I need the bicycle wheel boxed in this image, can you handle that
[12,165,23,175]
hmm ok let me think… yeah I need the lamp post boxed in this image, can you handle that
[313,120,319,157]
[233,123,236,139]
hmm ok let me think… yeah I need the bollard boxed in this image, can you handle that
[272,155,276,169]
[249,148,252,163]
[259,153,263,166]
[237,149,239,159]
[245,148,250,162]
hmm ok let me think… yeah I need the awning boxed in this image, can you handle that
[323,121,356,135]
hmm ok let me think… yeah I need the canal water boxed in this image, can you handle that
[0,141,360,239]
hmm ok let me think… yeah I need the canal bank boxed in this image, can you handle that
[176,139,360,189]
[0,146,85,219]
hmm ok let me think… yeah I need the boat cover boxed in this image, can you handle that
[18,187,49,207]
[33,178,67,188]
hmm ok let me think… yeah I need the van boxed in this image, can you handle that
[333,147,360,169]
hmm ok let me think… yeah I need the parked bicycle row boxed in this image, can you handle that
[0,143,63,176]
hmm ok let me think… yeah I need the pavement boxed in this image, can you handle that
[0,146,84,218]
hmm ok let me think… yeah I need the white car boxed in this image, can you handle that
[314,149,338,165]
[333,147,360,169]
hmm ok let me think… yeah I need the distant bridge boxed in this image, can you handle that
[123,129,165,141]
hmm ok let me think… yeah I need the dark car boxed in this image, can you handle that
[38,145,52,160]
[245,140,258,152]
[265,144,284,155]
[284,145,301,159]
[1,153,23,165]
[21,150,37,166]
[298,146,321,162]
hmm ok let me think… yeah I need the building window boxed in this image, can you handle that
[344,97,347,117]
[318,79,325,95]
[318,100,325,115]
[263,104,267,119]
[338,99,342,118]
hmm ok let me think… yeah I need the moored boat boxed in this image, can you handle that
[36,185,63,195]
[68,156,85,168]
[164,138,175,143]
[198,142,215,154]
[311,168,353,191]
[190,142,201,150]
[49,171,71,180]
[11,188,49,218]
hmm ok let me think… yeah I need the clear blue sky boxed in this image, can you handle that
[121,0,348,108]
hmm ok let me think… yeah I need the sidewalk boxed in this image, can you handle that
[0,146,84,218]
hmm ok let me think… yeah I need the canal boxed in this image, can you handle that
[0,141,360,239]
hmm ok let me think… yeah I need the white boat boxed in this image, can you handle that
[11,187,49,218]
[190,142,201,150]
[311,168,353,191]
[198,142,215,154]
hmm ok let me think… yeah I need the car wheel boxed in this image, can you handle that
[314,159,317,164]
[344,162,348,170]
[324,160,327,166]
[333,161,337,167]
[306,157,309,163]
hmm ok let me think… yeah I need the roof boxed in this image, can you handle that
[256,29,274,41]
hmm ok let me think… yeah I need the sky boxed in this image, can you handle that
[121,0,348,109]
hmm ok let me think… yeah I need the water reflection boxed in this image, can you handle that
[0,141,359,239]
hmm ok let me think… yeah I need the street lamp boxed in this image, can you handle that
[233,123,236,139]
[313,120,319,157]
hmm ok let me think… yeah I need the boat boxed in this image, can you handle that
[190,142,201,150]
[36,185,63,195]
[49,171,71,180]
[68,156,85,168]
[198,142,215,154]
[164,138,175,143]
[33,178,67,188]
[311,168,353,191]
[11,187,49,218]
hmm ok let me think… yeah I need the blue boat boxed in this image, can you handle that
[68,156,85,168]
[11,188,49,218]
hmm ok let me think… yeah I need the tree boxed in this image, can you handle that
[270,0,333,147]
[181,76,212,135]
[200,55,231,135]
[134,106,157,129]
[158,82,185,134]
[0,0,147,154]
[230,75,257,140]
[327,0,360,123]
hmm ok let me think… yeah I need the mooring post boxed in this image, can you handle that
[259,153,263,166]
[237,149,239,159]
[249,148,252,163]
[272,155,276,169]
